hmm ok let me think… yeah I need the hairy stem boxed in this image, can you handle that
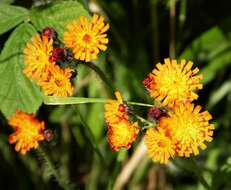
[74,106,106,166]
[38,147,74,190]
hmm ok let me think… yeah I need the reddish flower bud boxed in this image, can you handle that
[118,104,127,113]
[41,27,57,39]
[49,47,65,62]
[148,107,163,120]
[43,129,54,142]
[143,75,153,89]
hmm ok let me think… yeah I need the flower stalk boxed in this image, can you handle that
[38,147,74,190]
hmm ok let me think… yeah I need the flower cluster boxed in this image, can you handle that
[104,58,214,164]
[23,14,109,96]
[8,110,46,154]
[104,91,140,151]
[23,28,74,96]
[8,14,109,155]
[143,58,214,163]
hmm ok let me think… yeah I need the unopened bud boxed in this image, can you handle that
[49,47,65,62]
[41,27,57,39]
[148,107,164,120]
[43,129,54,142]
[118,104,127,113]
[143,75,153,89]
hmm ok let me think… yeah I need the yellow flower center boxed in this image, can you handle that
[160,71,187,96]
[172,112,200,144]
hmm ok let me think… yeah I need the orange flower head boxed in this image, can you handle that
[8,110,45,154]
[144,127,176,164]
[143,58,203,107]
[64,14,109,62]
[104,91,129,124]
[23,35,54,82]
[39,64,74,96]
[163,102,214,157]
[107,120,140,151]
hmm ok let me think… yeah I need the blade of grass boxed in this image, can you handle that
[43,96,154,107]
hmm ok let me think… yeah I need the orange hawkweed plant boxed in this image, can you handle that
[22,12,213,166]
[104,91,140,151]
[8,110,46,154]
[23,29,75,97]
[143,58,203,107]
[23,34,54,82]
[39,64,74,96]
[64,14,109,62]
[104,58,214,164]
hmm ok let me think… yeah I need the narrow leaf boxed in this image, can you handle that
[44,96,107,105]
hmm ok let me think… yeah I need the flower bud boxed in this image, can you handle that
[43,129,54,142]
[143,75,153,89]
[49,47,65,62]
[41,27,57,39]
[148,107,164,120]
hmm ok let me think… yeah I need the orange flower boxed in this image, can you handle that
[39,64,74,96]
[144,127,176,164]
[8,110,45,154]
[107,120,140,151]
[104,91,128,124]
[24,35,54,82]
[159,102,214,157]
[143,58,203,107]
[64,14,109,62]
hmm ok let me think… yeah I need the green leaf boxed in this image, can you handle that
[30,1,90,38]
[0,5,29,35]
[180,17,231,84]
[201,51,231,84]
[0,23,43,118]
[180,26,229,61]
[207,80,231,109]
[0,0,14,5]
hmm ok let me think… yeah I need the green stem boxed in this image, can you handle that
[150,0,159,62]
[179,0,187,31]
[38,147,74,190]
[127,101,153,107]
[169,0,176,58]
[172,159,210,190]
[191,159,211,190]
[132,114,154,127]
[74,106,106,166]
[107,149,127,190]
[78,62,115,95]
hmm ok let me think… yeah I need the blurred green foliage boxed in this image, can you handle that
[1,0,231,189]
